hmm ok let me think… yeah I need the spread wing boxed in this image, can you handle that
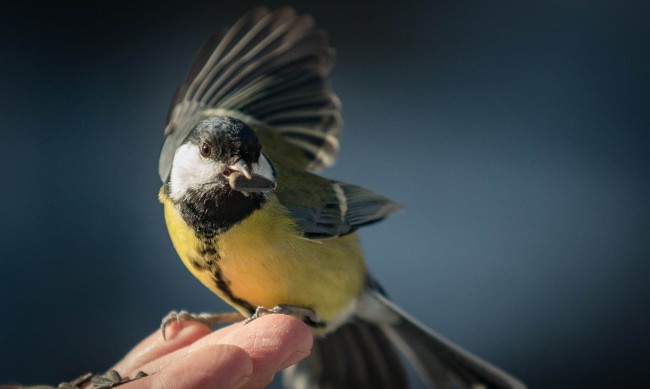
[159,7,341,182]
[275,172,401,239]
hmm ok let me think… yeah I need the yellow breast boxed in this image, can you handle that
[160,187,366,329]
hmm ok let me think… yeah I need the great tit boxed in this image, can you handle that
[158,7,526,389]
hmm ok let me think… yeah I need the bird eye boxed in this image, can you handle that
[200,142,212,157]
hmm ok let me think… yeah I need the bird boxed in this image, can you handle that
[157,7,526,389]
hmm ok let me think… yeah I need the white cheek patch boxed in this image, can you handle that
[252,154,275,182]
[169,143,226,201]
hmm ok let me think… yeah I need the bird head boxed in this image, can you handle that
[167,116,276,202]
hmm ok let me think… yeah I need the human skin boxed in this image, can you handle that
[2,314,313,389]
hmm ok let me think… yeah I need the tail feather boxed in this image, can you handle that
[282,290,525,389]
[368,291,527,389]
[283,319,408,389]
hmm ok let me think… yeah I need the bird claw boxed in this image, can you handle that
[161,310,245,340]
[246,304,324,327]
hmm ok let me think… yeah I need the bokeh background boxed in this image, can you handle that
[1,1,649,388]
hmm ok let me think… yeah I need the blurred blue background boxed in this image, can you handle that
[1,1,649,388]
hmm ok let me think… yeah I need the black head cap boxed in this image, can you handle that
[188,116,261,167]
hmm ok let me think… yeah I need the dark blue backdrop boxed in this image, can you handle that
[1,1,649,388]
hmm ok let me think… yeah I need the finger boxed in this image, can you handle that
[114,321,212,377]
[224,314,312,368]
[129,320,245,376]
[131,314,312,387]
[205,314,313,389]
[121,344,253,389]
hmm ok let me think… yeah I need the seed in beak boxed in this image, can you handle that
[228,159,252,179]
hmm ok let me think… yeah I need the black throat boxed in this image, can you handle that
[172,184,266,238]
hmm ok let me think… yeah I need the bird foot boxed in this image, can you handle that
[160,310,245,340]
[246,304,324,327]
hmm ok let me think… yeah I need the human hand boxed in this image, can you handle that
[111,314,312,389]
[1,314,312,389]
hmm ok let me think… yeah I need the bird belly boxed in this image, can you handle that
[217,196,366,330]
[161,192,236,306]
[161,191,366,333]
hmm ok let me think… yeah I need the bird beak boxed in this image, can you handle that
[228,159,252,180]
[227,158,275,193]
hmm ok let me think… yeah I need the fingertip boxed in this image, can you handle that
[246,313,313,351]
[162,320,213,344]
[221,314,313,374]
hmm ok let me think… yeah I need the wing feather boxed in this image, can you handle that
[277,175,401,239]
[159,7,340,182]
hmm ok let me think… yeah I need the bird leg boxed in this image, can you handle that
[246,304,324,328]
[160,310,245,340]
